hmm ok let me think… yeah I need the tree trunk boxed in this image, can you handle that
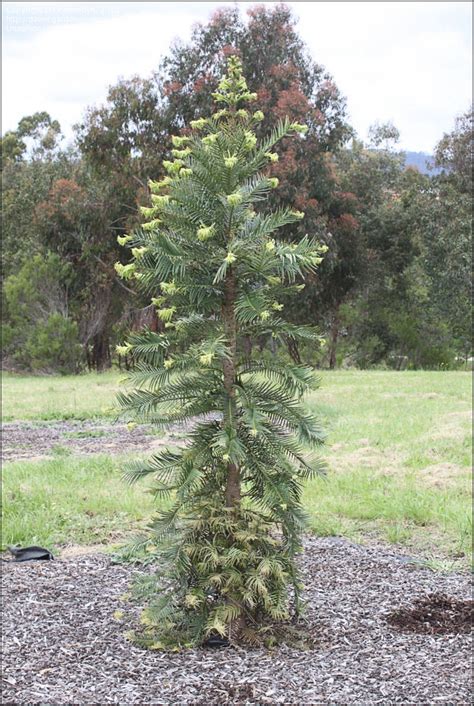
[222,270,240,508]
[221,268,246,639]
[91,333,111,372]
[243,334,252,360]
[328,312,340,370]
[287,335,301,364]
[85,345,92,372]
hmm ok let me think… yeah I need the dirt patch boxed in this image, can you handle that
[1,416,221,463]
[387,594,473,634]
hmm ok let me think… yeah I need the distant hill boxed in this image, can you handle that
[403,151,442,175]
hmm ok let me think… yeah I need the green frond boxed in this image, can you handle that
[235,290,269,323]
[122,448,183,485]
[239,360,320,396]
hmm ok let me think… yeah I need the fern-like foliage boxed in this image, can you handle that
[116,56,328,649]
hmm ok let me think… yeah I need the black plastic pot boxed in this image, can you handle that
[8,546,54,562]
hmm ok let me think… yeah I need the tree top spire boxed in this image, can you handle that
[211,54,258,107]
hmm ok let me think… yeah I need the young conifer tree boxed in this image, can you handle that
[116,56,327,648]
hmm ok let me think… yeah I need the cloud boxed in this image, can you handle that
[2,4,210,139]
[2,1,472,152]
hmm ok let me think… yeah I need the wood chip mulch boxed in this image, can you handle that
[1,420,166,462]
[1,418,212,462]
[1,537,472,705]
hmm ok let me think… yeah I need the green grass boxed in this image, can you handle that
[2,370,472,563]
[2,370,120,421]
[303,371,472,562]
[303,469,472,559]
[309,370,472,460]
[2,455,155,549]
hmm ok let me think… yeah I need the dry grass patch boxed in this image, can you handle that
[327,445,406,475]
[59,544,110,559]
[417,462,467,489]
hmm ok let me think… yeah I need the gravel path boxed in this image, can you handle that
[2,537,472,704]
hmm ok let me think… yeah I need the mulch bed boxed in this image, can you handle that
[1,536,472,704]
[1,420,180,462]
[1,418,218,463]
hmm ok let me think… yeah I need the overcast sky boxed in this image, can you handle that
[2,1,472,152]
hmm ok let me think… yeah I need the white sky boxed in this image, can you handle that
[2,1,472,152]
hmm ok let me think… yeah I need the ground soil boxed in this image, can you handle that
[386,594,473,634]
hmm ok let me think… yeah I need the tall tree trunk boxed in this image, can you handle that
[328,311,340,370]
[222,269,240,508]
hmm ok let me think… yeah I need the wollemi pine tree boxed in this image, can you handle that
[116,56,327,648]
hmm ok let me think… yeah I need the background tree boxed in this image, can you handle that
[425,107,472,358]
[118,56,327,647]
[1,113,73,278]
[326,124,410,367]
[434,105,473,194]
[32,172,133,370]
[76,4,352,363]
[1,113,135,371]
[331,112,472,369]
[2,253,82,373]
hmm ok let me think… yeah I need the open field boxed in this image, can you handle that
[2,370,472,564]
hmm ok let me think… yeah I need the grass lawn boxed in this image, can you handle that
[2,370,472,565]
[2,455,155,550]
[2,370,120,421]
